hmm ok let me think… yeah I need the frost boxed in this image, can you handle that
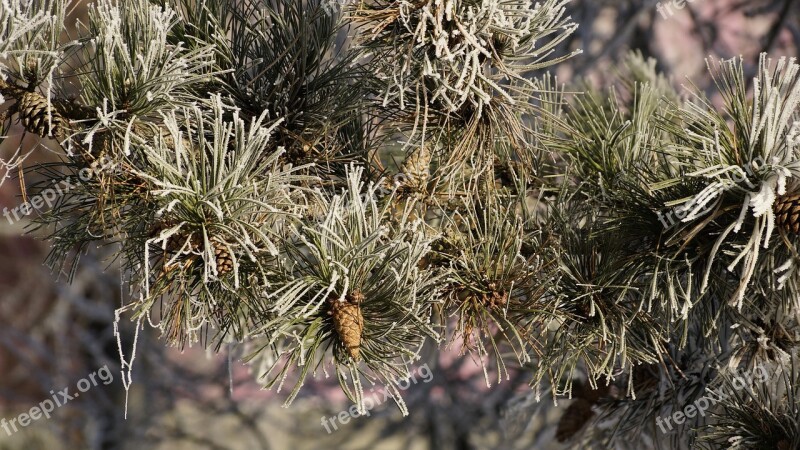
[114,307,141,420]
[362,0,577,116]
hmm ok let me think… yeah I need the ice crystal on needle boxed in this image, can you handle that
[355,0,579,116]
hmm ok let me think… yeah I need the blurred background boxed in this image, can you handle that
[1,0,799,449]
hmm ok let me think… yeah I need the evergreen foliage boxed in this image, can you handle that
[3,0,800,447]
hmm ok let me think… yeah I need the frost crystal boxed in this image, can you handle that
[356,0,578,116]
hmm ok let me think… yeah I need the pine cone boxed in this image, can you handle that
[400,146,431,191]
[775,193,800,233]
[480,286,508,309]
[150,222,189,255]
[211,238,233,276]
[329,291,364,361]
[22,57,39,85]
[17,91,63,137]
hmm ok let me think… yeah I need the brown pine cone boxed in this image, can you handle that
[211,238,233,276]
[400,146,431,191]
[17,91,63,137]
[329,291,365,361]
[774,193,800,234]
[480,286,508,309]
[22,57,39,85]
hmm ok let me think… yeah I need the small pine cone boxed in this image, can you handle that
[168,232,194,255]
[400,146,431,191]
[211,238,233,276]
[22,57,38,85]
[329,292,364,361]
[481,288,508,309]
[17,91,63,137]
[775,193,800,233]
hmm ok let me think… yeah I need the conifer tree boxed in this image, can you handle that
[3,0,800,447]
